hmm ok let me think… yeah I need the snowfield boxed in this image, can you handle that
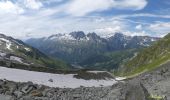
[0,66,117,88]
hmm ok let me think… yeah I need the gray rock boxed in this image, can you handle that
[48,79,53,82]
[0,94,14,100]
[14,91,23,98]
[21,82,36,94]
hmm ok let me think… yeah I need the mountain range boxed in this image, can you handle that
[1,32,170,99]
[26,31,160,70]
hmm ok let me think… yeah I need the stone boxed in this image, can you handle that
[14,91,23,98]
[0,94,14,100]
[48,79,53,82]
[21,83,36,94]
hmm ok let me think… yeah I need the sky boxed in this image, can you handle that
[0,0,170,39]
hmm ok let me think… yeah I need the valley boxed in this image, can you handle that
[0,0,170,99]
[26,32,159,70]
[0,33,170,100]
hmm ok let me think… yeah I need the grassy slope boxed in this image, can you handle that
[120,33,170,76]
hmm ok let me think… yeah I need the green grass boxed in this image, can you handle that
[125,53,170,76]
[149,94,165,100]
[119,33,170,77]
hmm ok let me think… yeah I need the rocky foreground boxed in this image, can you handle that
[0,80,124,100]
[0,62,170,100]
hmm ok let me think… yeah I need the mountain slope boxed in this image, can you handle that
[79,49,138,70]
[26,31,159,70]
[119,33,170,76]
[0,34,69,70]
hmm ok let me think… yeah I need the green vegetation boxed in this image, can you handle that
[120,33,170,76]
[80,49,138,70]
[149,94,165,100]
[16,46,70,69]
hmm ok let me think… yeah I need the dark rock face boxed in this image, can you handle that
[69,31,86,40]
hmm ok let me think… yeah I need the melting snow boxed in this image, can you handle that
[0,38,10,43]
[0,66,117,88]
[50,34,76,41]
[0,38,13,51]
[115,77,126,81]
[6,43,12,50]
[87,71,107,74]
[24,47,31,51]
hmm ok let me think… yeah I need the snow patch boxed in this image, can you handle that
[25,47,31,51]
[87,71,107,74]
[0,66,117,88]
[0,38,10,43]
[50,34,76,41]
[6,43,12,50]
[0,52,6,57]
[115,77,126,81]
[10,56,23,63]
[0,38,13,51]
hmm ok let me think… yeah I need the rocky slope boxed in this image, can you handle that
[0,80,123,100]
[26,31,159,70]
[0,33,69,70]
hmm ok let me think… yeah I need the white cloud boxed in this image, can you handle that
[150,22,170,29]
[24,0,43,10]
[0,1,24,14]
[135,24,142,30]
[64,0,113,16]
[95,27,121,34]
[124,31,147,36]
[112,0,147,10]
[64,0,148,16]
[94,26,123,38]
[149,22,170,36]
[0,0,168,39]
[117,13,170,19]
[0,9,128,39]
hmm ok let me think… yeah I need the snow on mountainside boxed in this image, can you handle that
[0,66,117,88]
[40,32,159,49]
[0,33,69,70]
[47,31,102,41]
[0,34,36,54]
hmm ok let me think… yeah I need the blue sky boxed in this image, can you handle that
[0,0,170,39]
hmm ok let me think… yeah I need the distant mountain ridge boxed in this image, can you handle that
[0,33,69,70]
[26,31,160,70]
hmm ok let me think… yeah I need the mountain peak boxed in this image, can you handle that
[69,31,86,40]
[87,32,101,40]
[114,32,125,37]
